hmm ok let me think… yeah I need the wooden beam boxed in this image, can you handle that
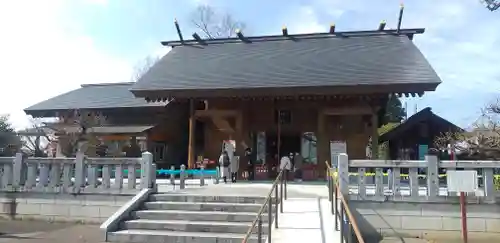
[194,109,239,117]
[211,116,235,133]
[371,112,379,159]
[317,110,327,178]
[187,99,196,169]
[322,105,372,115]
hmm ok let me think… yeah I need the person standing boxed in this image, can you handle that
[219,151,230,183]
[279,153,292,179]
[293,152,303,182]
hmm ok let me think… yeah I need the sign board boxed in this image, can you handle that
[447,170,478,193]
[330,141,347,168]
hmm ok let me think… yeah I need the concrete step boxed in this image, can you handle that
[132,210,271,222]
[107,229,261,243]
[149,193,272,204]
[143,201,267,212]
[122,219,268,234]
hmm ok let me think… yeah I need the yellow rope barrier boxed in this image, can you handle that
[329,171,500,179]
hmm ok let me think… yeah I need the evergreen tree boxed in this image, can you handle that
[0,115,20,156]
[384,95,406,123]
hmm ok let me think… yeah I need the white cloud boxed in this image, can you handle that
[287,6,326,34]
[0,1,134,129]
[287,0,500,126]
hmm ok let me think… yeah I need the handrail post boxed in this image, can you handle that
[257,216,263,243]
[284,169,288,200]
[347,222,353,243]
[334,182,339,231]
[275,182,279,228]
[328,169,332,202]
[268,195,273,242]
[280,171,284,213]
[340,203,345,241]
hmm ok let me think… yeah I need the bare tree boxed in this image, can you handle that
[20,118,55,157]
[42,110,107,157]
[191,5,246,39]
[481,0,500,11]
[434,99,500,159]
[132,56,160,82]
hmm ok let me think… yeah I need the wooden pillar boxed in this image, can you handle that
[235,111,244,178]
[317,110,327,179]
[371,112,379,159]
[187,99,196,169]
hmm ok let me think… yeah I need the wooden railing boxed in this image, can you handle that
[326,161,365,243]
[0,152,156,195]
[241,165,289,243]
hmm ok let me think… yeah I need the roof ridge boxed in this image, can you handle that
[81,82,134,88]
[162,28,425,47]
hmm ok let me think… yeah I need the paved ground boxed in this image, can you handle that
[0,182,490,243]
[271,197,341,243]
[0,220,102,243]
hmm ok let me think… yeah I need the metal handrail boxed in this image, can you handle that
[325,161,365,243]
[241,165,288,243]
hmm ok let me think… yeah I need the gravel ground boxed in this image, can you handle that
[0,220,103,243]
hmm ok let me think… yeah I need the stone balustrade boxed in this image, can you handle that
[334,153,500,203]
[0,152,156,195]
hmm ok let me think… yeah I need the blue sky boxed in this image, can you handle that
[1,0,498,129]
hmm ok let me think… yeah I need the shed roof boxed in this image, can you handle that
[24,82,168,117]
[379,107,463,143]
[131,28,442,99]
[44,124,154,135]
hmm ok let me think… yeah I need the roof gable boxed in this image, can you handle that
[379,107,463,143]
[131,29,441,99]
[24,82,167,117]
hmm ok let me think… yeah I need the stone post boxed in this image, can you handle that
[140,151,154,189]
[170,165,175,185]
[74,151,86,191]
[199,166,205,186]
[151,163,157,191]
[180,164,186,189]
[214,166,220,184]
[426,155,439,199]
[338,153,349,197]
[12,153,23,188]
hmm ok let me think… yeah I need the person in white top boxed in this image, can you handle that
[280,154,292,171]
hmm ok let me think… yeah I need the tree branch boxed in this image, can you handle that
[191,4,245,39]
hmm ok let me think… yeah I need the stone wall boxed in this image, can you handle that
[351,201,500,242]
[0,192,132,223]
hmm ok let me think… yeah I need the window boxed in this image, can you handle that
[274,110,292,125]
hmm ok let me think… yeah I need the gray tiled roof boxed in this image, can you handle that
[131,31,441,95]
[42,124,154,135]
[24,82,166,115]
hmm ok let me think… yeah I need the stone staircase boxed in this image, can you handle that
[106,192,274,243]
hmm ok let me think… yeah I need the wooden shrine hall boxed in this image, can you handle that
[130,19,443,179]
[379,107,463,160]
